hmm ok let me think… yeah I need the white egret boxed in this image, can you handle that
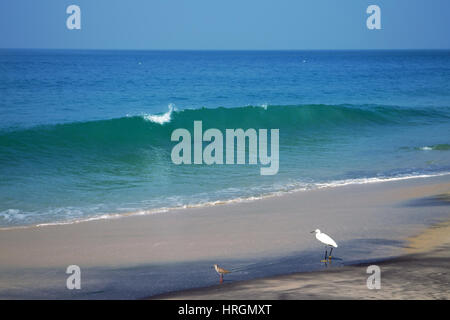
[311,229,338,261]
[213,264,230,284]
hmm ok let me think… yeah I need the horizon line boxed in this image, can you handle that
[1,47,450,52]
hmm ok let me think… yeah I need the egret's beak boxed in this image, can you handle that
[310,231,315,233]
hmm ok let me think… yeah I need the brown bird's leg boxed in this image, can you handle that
[220,274,223,284]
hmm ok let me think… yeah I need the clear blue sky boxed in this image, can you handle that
[1,0,449,49]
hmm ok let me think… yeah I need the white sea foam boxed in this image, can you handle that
[28,207,170,228]
[0,209,25,222]
[313,172,450,189]
[143,104,175,124]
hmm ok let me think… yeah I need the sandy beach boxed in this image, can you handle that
[0,175,449,299]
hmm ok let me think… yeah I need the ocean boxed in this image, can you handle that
[1,49,450,227]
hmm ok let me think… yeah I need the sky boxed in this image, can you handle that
[0,0,449,50]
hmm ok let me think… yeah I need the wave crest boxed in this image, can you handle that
[419,144,450,151]
[1,104,449,157]
[143,104,175,124]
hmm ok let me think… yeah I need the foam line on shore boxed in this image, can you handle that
[1,171,449,231]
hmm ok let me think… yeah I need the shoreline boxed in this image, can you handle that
[0,175,449,299]
[2,171,449,231]
[151,220,450,300]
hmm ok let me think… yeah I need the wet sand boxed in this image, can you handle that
[153,220,450,300]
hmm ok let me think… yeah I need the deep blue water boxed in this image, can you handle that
[0,49,449,226]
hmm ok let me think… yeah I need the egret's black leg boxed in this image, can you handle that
[329,247,333,260]
[324,247,328,260]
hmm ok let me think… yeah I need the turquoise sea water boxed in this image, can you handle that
[0,50,450,227]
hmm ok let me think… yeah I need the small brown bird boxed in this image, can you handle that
[213,264,230,284]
